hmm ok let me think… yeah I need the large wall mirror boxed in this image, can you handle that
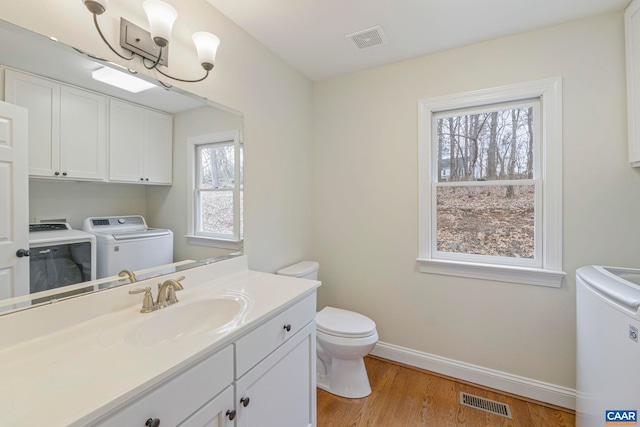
[0,18,243,314]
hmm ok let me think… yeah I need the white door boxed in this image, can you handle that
[0,101,29,304]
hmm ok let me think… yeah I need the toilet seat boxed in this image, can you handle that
[316,306,376,338]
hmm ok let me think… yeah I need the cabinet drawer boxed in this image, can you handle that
[235,292,316,378]
[96,346,233,427]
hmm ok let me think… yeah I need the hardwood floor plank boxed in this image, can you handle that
[317,356,575,427]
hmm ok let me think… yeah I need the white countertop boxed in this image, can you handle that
[0,256,320,426]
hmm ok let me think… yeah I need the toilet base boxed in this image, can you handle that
[317,356,372,398]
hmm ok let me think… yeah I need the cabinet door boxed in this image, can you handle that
[235,322,316,427]
[180,386,235,427]
[627,0,640,165]
[60,85,107,180]
[144,109,173,184]
[4,70,60,177]
[109,99,144,182]
[96,346,234,427]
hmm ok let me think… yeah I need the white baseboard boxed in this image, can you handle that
[370,341,576,410]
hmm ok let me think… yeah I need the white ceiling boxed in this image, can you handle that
[207,0,631,82]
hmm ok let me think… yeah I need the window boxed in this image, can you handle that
[417,79,565,287]
[187,130,242,249]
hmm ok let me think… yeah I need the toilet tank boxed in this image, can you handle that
[276,261,319,280]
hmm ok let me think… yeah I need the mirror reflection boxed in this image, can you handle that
[0,19,243,314]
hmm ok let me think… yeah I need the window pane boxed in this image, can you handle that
[199,144,235,189]
[436,185,534,258]
[436,107,534,182]
[199,191,233,235]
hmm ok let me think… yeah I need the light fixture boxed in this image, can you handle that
[92,66,157,93]
[82,0,220,83]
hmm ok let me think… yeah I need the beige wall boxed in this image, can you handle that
[314,11,638,390]
[0,0,315,273]
[29,181,147,230]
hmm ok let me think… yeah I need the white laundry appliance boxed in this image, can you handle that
[28,223,96,303]
[576,265,640,426]
[82,215,173,279]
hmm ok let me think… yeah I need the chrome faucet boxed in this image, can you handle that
[118,269,138,284]
[157,277,185,307]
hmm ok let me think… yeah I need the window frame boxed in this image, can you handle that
[186,130,243,250]
[417,78,565,287]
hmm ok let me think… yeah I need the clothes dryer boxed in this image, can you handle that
[82,216,173,279]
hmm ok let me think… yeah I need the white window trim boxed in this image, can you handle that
[186,130,243,250]
[417,78,565,287]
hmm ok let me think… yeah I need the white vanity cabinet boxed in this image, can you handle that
[109,99,173,185]
[4,69,107,180]
[627,0,640,166]
[96,346,235,427]
[94,292,317,427]
[234,293,317,427]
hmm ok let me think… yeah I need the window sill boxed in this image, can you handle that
[185,235,243,250]
[416,258,565,288]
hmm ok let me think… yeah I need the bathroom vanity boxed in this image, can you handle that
[0,255,319,426]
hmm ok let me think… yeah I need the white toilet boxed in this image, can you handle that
[277,261,378,398]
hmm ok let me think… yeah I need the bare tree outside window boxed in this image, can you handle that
[198,143,236,236]
[435,104,535,259]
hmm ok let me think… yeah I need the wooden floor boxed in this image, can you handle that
[317,356,575,427]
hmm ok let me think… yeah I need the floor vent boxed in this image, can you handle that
[460,392,512,418]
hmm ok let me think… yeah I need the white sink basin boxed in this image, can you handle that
[126,294,250,346]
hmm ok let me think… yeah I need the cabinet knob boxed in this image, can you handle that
[16,249,30,258]
[140,177,144,181]
[62,172,67,176]
[226,409,236,420]
[54,171,60,176]
[240,396,250,407]
[145,418,160,427]
[145,178,149,181]
[283,324,292,332]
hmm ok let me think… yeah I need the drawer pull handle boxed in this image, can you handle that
[241,396,251,407]
[226,409,236,420]
[283,324,292,332]
[145,418,160,427]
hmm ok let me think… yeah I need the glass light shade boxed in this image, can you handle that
[143,0,178,47]
[82,0,108,15]
[192,32,220,69]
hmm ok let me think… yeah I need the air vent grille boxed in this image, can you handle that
[460,392,512,418]
[346,25,388,50]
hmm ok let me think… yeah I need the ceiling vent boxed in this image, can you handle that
[346,25,388,50]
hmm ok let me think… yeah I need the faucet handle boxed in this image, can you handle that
[165,283,182,303]
[129,287,155,313]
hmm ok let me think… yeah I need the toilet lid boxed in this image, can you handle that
[316,307,376,338]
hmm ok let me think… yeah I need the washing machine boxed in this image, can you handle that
[82,215,173,279]
[28,223,96,302]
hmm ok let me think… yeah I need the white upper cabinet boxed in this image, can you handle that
[60,85,107,180]
[4,70,60,177]
[626,0,640,166]
[109,99,173,185]
[5,69,107,180]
